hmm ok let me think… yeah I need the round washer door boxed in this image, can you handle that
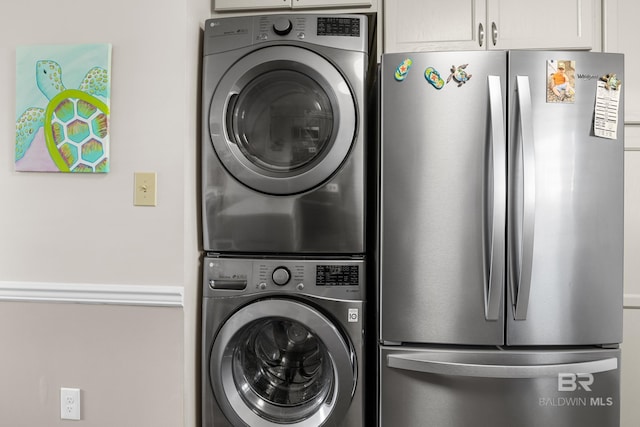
[210,298,357,427]
[208,45,357,195]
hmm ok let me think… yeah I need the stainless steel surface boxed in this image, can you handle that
[201,14,367,254]
[380,346,621,427]
[380,50,623,347]
[379,49,624,427]
[380,51,507,345]
[506,51,624,346]
[202,256,365,427]
[478,23,484,47]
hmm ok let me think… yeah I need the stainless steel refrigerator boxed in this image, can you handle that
[379,51,624,426]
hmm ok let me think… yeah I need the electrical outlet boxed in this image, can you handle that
[60,387,81,420]
[134,172,157,206]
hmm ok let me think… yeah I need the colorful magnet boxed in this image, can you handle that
[446,64,472,87]
[600,73,621,91]
[394,58,413,81]
[424,67,445,89]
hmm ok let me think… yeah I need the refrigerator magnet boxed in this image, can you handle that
[446,64,472,87]
[394,58,413,81]
[424,67,445,89]
[594,74,622,140]
[546,59,576,103]
[600,73,621,91]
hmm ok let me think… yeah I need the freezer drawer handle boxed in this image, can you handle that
[485,75,506,321]
[387,353,617,378]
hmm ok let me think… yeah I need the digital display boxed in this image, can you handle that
[317,17,360,37]
[316,265,359,286]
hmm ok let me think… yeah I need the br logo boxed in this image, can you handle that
[558,373,595,392]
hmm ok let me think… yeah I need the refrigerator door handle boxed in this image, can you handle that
[387,353,618,379]
[485,75,506,321]
[512,76,536,320]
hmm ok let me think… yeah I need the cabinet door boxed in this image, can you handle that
[214,0,289,11]
[605,0,640,122]
[383,0,486,52]
[487,0,597,50]
[293,0,372,8]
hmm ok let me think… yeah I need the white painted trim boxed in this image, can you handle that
[624,294,640,309]
[0,281,183,307]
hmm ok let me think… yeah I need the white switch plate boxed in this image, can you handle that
[60,387,81,420]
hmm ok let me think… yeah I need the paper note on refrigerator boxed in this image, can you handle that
[594,80,621,140]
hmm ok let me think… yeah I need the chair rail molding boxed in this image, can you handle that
[0,281,184,307]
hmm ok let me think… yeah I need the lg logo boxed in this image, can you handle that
[558,373,594,392]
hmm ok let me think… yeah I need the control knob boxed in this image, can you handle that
[273,18,293,36]
[272,267,291,286]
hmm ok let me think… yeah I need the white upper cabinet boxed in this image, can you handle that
[214,0,372,11]
[384,0,598,53]
[215,0,289,10]
[605,0,640,123]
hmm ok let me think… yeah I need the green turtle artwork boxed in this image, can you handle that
[15,44,111,173]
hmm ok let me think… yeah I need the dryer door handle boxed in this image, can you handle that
[226,93,239,145]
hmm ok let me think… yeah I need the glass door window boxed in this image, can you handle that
[230,70,334,174]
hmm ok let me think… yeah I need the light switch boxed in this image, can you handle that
[134,172,157,206]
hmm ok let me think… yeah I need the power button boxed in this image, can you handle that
[272,267,291,286]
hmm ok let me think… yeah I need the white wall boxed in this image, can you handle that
[0,0,207,425]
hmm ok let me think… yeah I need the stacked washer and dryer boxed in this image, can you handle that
[201,14,370,427]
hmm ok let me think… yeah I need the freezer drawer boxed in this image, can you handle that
[379,346,620,427]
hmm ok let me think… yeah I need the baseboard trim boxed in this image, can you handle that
[0,281,183,307]
[624,294,640,309]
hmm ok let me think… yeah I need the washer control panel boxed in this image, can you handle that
[204,256,364,299]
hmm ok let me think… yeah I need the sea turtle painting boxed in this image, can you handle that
[15,44,111,173]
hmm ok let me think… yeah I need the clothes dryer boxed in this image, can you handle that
[202,256,365,427]
[201,14,368,254]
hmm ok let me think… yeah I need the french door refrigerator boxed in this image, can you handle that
[379,51,624,427]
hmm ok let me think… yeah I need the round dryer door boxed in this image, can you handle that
[208,45,357,195]
[209,298,357,426]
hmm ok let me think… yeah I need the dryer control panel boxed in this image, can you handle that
[203,14,367,56]
[203,256,364,300]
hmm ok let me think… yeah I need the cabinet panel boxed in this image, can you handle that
[487,0,596,50]
[621,309,640,427]
[293,0,372,8]
[214,0,289,11]
[384,0,597,53]
[605,0,640,122]
[384,0,485,52]
[624,148,640,298]
[215,0,372,11]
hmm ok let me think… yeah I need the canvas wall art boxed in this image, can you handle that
[15,43,112,173]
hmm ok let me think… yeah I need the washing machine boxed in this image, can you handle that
[201,14,368,254]
[202,256,365,427]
